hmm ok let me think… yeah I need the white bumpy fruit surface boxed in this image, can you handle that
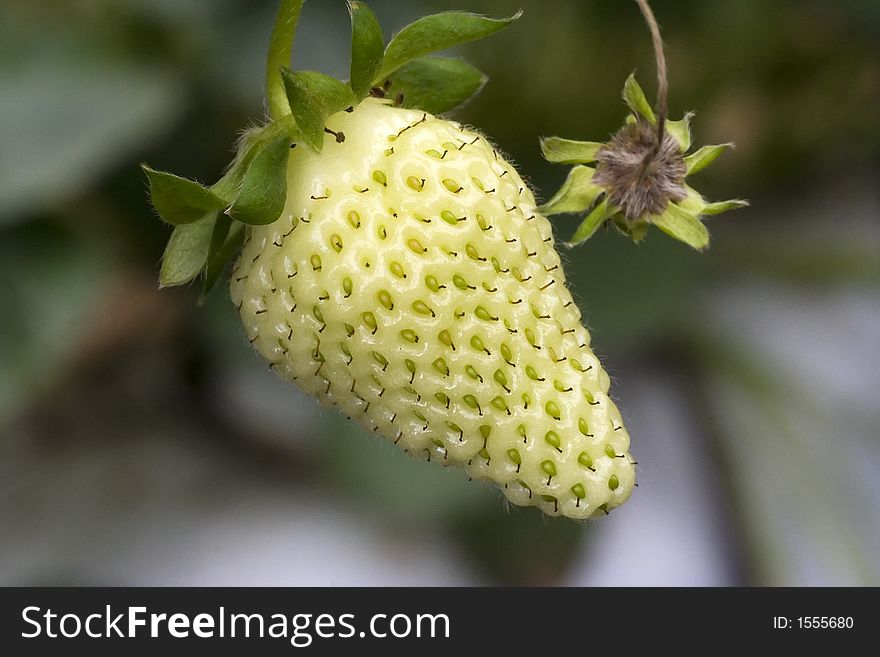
[230,98,635,518]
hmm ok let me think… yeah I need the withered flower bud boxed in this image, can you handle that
[593,119,687,220]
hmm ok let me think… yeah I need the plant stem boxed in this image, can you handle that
[266,0,305,120]
[634,0,667,148]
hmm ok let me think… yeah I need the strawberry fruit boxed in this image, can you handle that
[143,1,635,518]
[230,98,635,518]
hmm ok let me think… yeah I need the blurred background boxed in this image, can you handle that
[1,0,878,586]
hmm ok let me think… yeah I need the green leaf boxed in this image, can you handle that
[203,220,245,300]
[0,225,111,425]
[159,211,217,287]
[322,413,493,523]
[0,51,184,224]
[386,56,486,114]
[540,137,603,165]
[375,11,521,83]
[685,143,734,175]
[701,199,750,216]
[665,112,693,151]
[622,73,656,124]
[567,198,611,247]
[539,166,603,216]
[652,203,709,250]
[349,1,385,98]
[142,165,227,225]
[228,135,291,225]
[282,69,356,151]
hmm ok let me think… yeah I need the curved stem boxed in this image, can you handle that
[634,0,667,147]
[266,0,305,120]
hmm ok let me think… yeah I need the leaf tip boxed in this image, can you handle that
[538,136,552,156]
[701,198,750,216]
[622,72,656,124]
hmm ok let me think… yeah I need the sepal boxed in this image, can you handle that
[159,211,218,287]
[652,203,709,250]
[142,166,226,225]
[540,137,602,165]
[539,166,603,216]
[282,69,356,151]
[227,135,291,225]
[685,142,733,175]
[566,197,611,248]
[386,56,486,114]
[349,1,384,99]
[622,73,656,124]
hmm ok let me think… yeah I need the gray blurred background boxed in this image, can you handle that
[1,0,878,586]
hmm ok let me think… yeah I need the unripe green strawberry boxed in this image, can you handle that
[229,98,635,518]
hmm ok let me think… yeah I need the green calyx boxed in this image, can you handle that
[142,1,519,296]
[540,73,748,250]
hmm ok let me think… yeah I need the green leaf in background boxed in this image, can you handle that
[0,224,111,426]
[453,507,588,585]
[540,165,603,216]
[348,1,384,99]
[282,69,356,151]
[159,211,217,287]
[622,73,656,124]
[540,137,603,164]
[321,414,493,524]
[713,229,880,286]
[387,56,486,114]
[685,143,734,175]
[567,197,610,247]
[142,165,227,225]
[0,53,184,225]
[228,135,291,225]
[203,220,245,299]
[653,203,709,250]
[374,11,521,84]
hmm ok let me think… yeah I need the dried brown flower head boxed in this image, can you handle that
[593,119,687,220]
